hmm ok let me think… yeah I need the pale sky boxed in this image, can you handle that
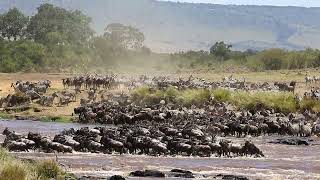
[161,0,320,7]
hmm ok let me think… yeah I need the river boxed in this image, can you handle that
[0,120,319,180]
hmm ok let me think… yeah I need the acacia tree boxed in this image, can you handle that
[0,8,29,41]
[210,41,232,60]
[104,23,145,50]
[27,4,94,45]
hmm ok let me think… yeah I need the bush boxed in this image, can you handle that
[130,87,320,113]
[301,98,320,112]
[156,86,179,102]
[0,163,28,180]
[131,87,211,107]
[229,91,297,113]
[0,148,72,180]
[212,88,231,102]
[0,148,11,161]
[0,41,47,72]
[131,86,155,104]
[178,89,211,106]
[212,89,297,113]
[133,87,298,113]
[36,160,62,179]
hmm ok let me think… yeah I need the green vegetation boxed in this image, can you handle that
[171,47,320,71]
[0,4,155,73]
[300,98,320,113]
[210,41,233,61]
[0,112,14,119]
[1,4,320,73]
[105,23,145,50]
[131,86,210,107]
[132,87,320,113]
[39,116,73,123]
[0,148,75,180]
[211,89,297,113]
[36,159,68,180]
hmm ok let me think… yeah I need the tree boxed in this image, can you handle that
[12,41,46,69]
[27,4,94,45]
[259,48,285,70]
[0,41,46,72]
[209,41,232,60]
[0,8,29,41]
[104,23,145,50]
[91,36,125,65]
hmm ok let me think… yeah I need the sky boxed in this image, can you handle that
[162,0,320,7]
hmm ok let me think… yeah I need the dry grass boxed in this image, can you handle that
[36,159,64,180]
[0,148,36,180]
[0,148,75,180]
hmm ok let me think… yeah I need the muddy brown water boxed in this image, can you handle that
[0,120,320,180]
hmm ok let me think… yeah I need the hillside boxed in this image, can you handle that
[1,0,320,52]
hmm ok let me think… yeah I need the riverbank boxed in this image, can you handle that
[0,148,75,180]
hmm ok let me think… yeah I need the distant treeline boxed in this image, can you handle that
[0,4,149,73]
[171,42,320,71]
[0,4,320,73]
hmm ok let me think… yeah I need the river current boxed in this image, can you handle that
[0,120,319,180]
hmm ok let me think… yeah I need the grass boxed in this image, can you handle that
[39,115,73,123]
[131,87,320,113]
[211,89,297,113]
[300,98,320,112]
[36,160,65,180]
[0,148,36,180]
[0,111,73,123]
[177,89,211,107]
[0,112,14,119]
[131,86,211,107]
[0,162,29,180]
[0,148,76,180]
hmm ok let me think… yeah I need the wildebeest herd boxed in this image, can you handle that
[1,74,320,160]
[62,74,298,92]
[2,125,264,158]
[74,95,319,137]
[0,74,300,109]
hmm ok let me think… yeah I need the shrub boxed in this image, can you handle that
[131,87,211,107]
[131,86,152,102]
[0,163,27,180]
[0,148,10,161]
[212,88,231,102]
[178,89,211,106]
[301,98,320,112]
[156,86,179,102]
[0,148,72,180]
[131,87,302,113]
[223,90,297,113]
[36,160,62,179]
